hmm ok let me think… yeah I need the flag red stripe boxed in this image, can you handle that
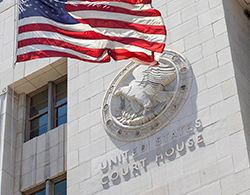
[78,19,166,35]
[67,0,152,5]
[19,21,166,35]
[65,3,160,17]
[17,50,111,63]
[17,49,156,64]
[18,24,165,52]
[109,48,154,61]
[18,38,108,58]
[19,24,106,40]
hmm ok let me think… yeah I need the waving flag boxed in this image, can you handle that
[17,0,166,65]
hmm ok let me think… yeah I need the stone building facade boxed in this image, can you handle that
[0,0,250,194]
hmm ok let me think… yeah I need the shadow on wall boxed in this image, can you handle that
[222,0,250,153]
[0,90,7,131]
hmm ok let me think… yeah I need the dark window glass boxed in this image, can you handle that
[30,113,48,130]
[28,88,48,140]
[54,180,67,195]
[57,114,67,127]
[56,104,67,126]
[29,113,48,140]
[30,89,48,117]
[30,188,45,195]
[55,80,67,106]
[55,79,67,127]
[30,125,48,140]
[57,104,67,118]
[30,89,48,106]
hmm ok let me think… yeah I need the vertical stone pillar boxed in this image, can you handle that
[46,180,52,195]
[48,81,54,131]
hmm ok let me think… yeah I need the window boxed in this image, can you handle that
[23,184,45,195]
[53,179,67,195]
[54,79,67,127]
[27,77,67,141]
[29,189,46,195]
[24,175,66,195]
[27,87,49,140]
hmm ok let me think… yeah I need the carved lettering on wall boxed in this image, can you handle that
[100,119,204,186]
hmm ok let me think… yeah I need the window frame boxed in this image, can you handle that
[23,183,46,195]
[26,76,67,141]
[27,86,49,141]
[53,77,67,129]
[23,174,67,195]
[52,175,67,195]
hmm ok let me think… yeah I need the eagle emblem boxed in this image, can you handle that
[114,64,176,126]
[102,50,193,142]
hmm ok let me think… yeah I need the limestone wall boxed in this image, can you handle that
[66,0,250,194]
[223,0,250,152]
[20,124,67,192]
[0,0,250,194]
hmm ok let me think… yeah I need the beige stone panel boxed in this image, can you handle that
[29,69,62,89]
[68,130,90,153]
[232,148,250,173]
[220,169,250,195]
[210,95,240,123]
[222,78,238,99]
[226,112,244,135]
[14,80,36,95]
[213,18,228,37]
[139,183,169,195]
[79,138,105,164]
[89,62,116,83]
[167,0,196,16]
[0,0,15,17]
[68,99,90,122]
[187,181,221,195]
[151,157,184,188]
[217,47,233,67]
[168,39,185,54]
[90,123,107,143]
[193,54,218,78]
[199,155,234,186]
[68,161,91,187]
[165,11,182,30]
[67,119,79,138]
[1,170,11,195]
[184,26,214,51]
[169,18,199,44]
[2,41,14,62]
[68,61,80,80]
[168,170,201,195]
[198,4,225,29]
[120,171,152,195]
[79,78,104,102]
[67,183,79,195]
[24,58,50,78]
[184,45,203,64]
[215,136,232,160]
[68,150,79,170]
[181,1,210,23]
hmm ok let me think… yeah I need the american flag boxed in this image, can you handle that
[17,0,166,65]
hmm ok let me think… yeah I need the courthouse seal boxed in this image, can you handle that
[102,50,193,142]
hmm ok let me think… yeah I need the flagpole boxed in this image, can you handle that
[10,0,19,194]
